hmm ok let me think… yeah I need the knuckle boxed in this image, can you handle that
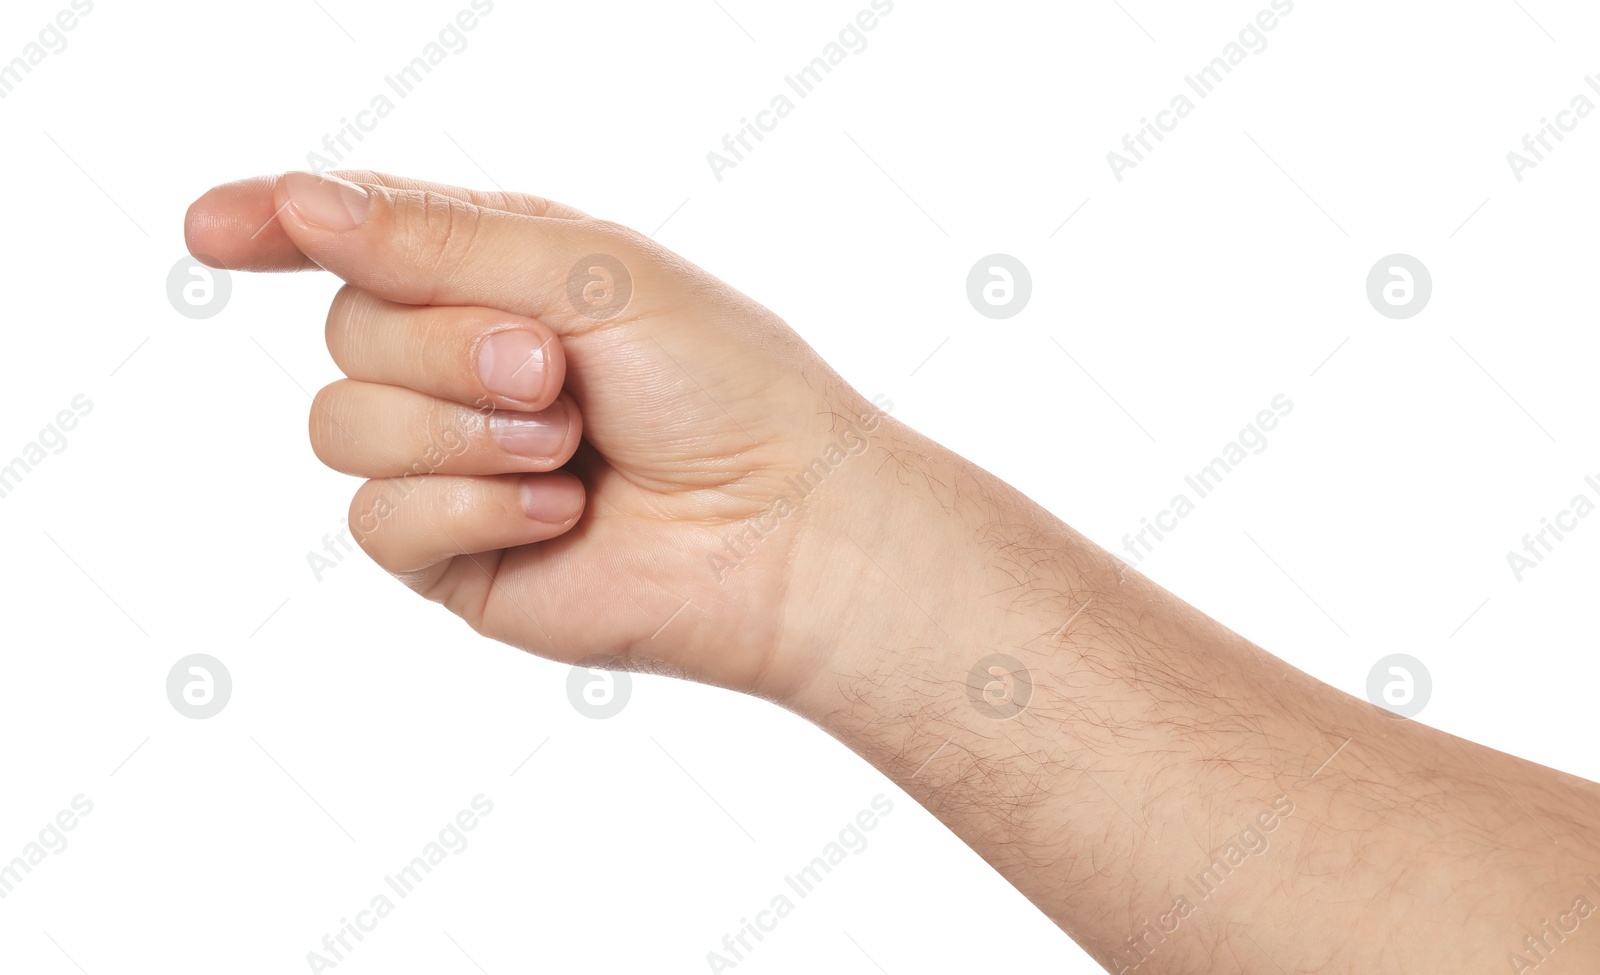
[420,397,451,457]
[348,477,457,581]
[349,477,431,573]
[436,476,480,521]
[331,169,383,187]
[406,312,448,378]
[324,284,365,363]
[347,481,397,564]
[584,217,647,258]
[405,191,481,281]
[307,382,351,465]
[394,399,470,480]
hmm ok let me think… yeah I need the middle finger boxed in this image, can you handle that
[326,285,567,413]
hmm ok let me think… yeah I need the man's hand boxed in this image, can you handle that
[188,171,1600,974]
[186,171,892,702]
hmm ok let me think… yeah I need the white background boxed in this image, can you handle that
[1,0,1597,971]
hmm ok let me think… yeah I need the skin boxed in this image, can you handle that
[188,172,1600,974]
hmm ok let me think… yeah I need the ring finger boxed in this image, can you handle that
[310,379,583,478]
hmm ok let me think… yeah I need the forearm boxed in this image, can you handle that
[782,417,1600,973]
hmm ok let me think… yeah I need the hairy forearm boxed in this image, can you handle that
[782,418,1600,973]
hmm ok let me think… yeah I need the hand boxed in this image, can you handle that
[185,171,894,701]
[187,173,1600,975]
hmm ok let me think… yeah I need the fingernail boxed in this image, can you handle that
[520,475,583,523]
[490,408,568,460]
[477,330,547,401]
[284,172,370,231]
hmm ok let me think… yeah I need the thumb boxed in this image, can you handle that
[271,171,640,326]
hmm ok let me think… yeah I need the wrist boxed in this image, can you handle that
[770,412,1100,724]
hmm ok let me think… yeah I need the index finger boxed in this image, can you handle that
[182,171,587,272]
